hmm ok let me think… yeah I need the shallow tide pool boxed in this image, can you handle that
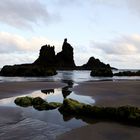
[0,84,96,140]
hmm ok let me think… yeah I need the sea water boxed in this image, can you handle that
[0,70,140,83]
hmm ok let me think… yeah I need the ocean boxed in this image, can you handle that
[0,70,140,83]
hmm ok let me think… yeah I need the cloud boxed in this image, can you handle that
[0,32,62,67]
[0,0,49,29]
[126,0,140,15]
[0,32,61,53]
[54,0,81,5]
[0,53,37,68]
[92,35,140,55]
[90,34,140,68]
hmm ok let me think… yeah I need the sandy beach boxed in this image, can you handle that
[0,80,140,140]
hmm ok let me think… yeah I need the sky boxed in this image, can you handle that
[0,0,140,69]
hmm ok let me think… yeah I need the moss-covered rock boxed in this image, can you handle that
[32,97,47,105]
[33,102,49,111]
[14,96,62,111]
[33,102,62,111]
[59,98,140,126]
[59,98,85,114]
[48,102,62,109]
[14,96,33,107]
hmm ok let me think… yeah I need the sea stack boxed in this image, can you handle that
[34,44,56,66]
[56,38,76,69]
[82,57,111,70]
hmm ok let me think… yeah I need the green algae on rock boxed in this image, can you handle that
[59,98,140,126]
[15,96,33,107]
[14,96,62,111]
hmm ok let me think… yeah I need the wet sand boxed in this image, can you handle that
[57,81,140,140]
[57,122,140,140]
[0,81,65,99]
[73,81,140,107]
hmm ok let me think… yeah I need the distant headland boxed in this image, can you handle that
[0,38,116,77]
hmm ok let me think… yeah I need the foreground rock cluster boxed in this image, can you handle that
[15,97,140,126]
[15,96,62,111]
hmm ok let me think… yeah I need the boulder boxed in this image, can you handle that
[59,98,85,114]
[90,67,113,77]
[81,57,111,70]
[14,96,62,111]
[14,96,33,107]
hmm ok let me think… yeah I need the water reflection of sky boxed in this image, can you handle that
[0,87,95,130]
[0,88,95,107]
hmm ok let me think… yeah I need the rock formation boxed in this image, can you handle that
[34,44,56,66]
[82,57,113,77]
[0,38,115,76]
[81,57,111,70]
[34,38,76,69]
[0,64,57,77]
[90,67,113,77]
[56,38,76,68]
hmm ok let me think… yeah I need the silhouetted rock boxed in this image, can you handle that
[56,38,76,69]
[0,38,115,76]
[82,57,111,70]
[90,67,113,77]
[34,38,76,69]
[34,44,56,66]
[0,64,57,77]
[114,71,140,76]
[0,42,58,77]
